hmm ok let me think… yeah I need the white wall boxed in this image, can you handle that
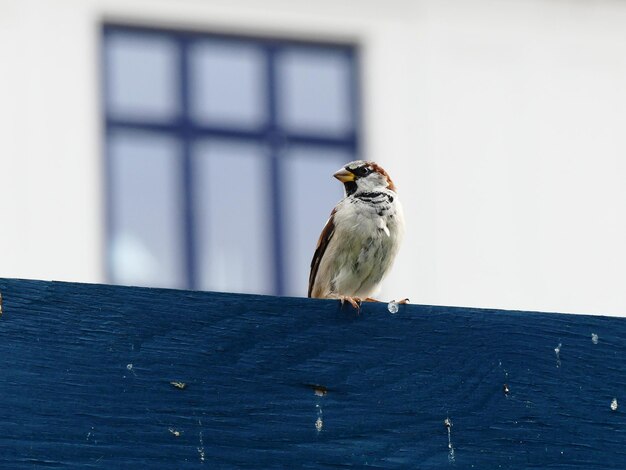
[0,0,625,316]
[383,0,626,317]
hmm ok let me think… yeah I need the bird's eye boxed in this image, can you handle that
[356,167,371,177]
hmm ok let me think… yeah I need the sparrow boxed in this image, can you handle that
[308,160,406,308]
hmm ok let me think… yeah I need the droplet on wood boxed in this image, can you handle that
[591,333,599,344]
[387,301,399,314]
[444,418,455,462]
[126,364,133,371]
[170,381,187,390]
[611,398,618,411]
[554,343,562,368]
[503,384,510,395]
[197,429,205,462]
[168,428,181,437]
[315,417,323,432]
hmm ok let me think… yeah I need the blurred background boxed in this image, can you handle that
[1,0,625,316]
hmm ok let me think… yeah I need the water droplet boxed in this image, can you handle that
[387,301,399,314]
[126,364,133,370]
[198,428,205,462]
[315,417,323,432]
[315,398,324,432]
[611,398,618,411]
[554,343,562,368]
[444,418,454,462]
[591,333,599,344]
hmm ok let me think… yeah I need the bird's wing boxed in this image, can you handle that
[308,208,336,298]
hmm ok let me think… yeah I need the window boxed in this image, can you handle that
[103,25,360,296]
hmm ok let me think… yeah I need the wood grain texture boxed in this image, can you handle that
[0,278,624,468]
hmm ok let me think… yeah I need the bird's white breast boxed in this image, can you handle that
[315,192,404,298]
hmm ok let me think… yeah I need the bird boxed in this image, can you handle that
[308,160,406,308]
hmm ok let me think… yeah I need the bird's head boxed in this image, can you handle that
[333,160,396,196]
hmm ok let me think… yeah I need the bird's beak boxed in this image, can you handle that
[333,168,355,183]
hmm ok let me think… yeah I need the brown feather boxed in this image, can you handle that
[308,208,336,298]
[369,162,396,192]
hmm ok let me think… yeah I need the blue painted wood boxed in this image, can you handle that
[0,278,624,468]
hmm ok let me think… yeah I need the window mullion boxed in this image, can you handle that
[267,45,285,296]
[180,35,197,290]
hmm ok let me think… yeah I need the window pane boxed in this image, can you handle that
[281,147,350,297]
[108,130,185,288]
[105,32,180,122]
[193,139,273,294]
[190,40,267,129]
[276,47,354,137]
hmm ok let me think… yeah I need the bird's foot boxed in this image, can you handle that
[339,296,362,309]
[363,297,381,302]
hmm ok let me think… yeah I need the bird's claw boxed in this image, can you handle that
[339,296,362,309]
[393,298,410,304]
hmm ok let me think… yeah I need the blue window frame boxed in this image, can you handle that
[102,24,360,296]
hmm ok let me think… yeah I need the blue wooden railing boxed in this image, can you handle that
[0,278,624,468]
